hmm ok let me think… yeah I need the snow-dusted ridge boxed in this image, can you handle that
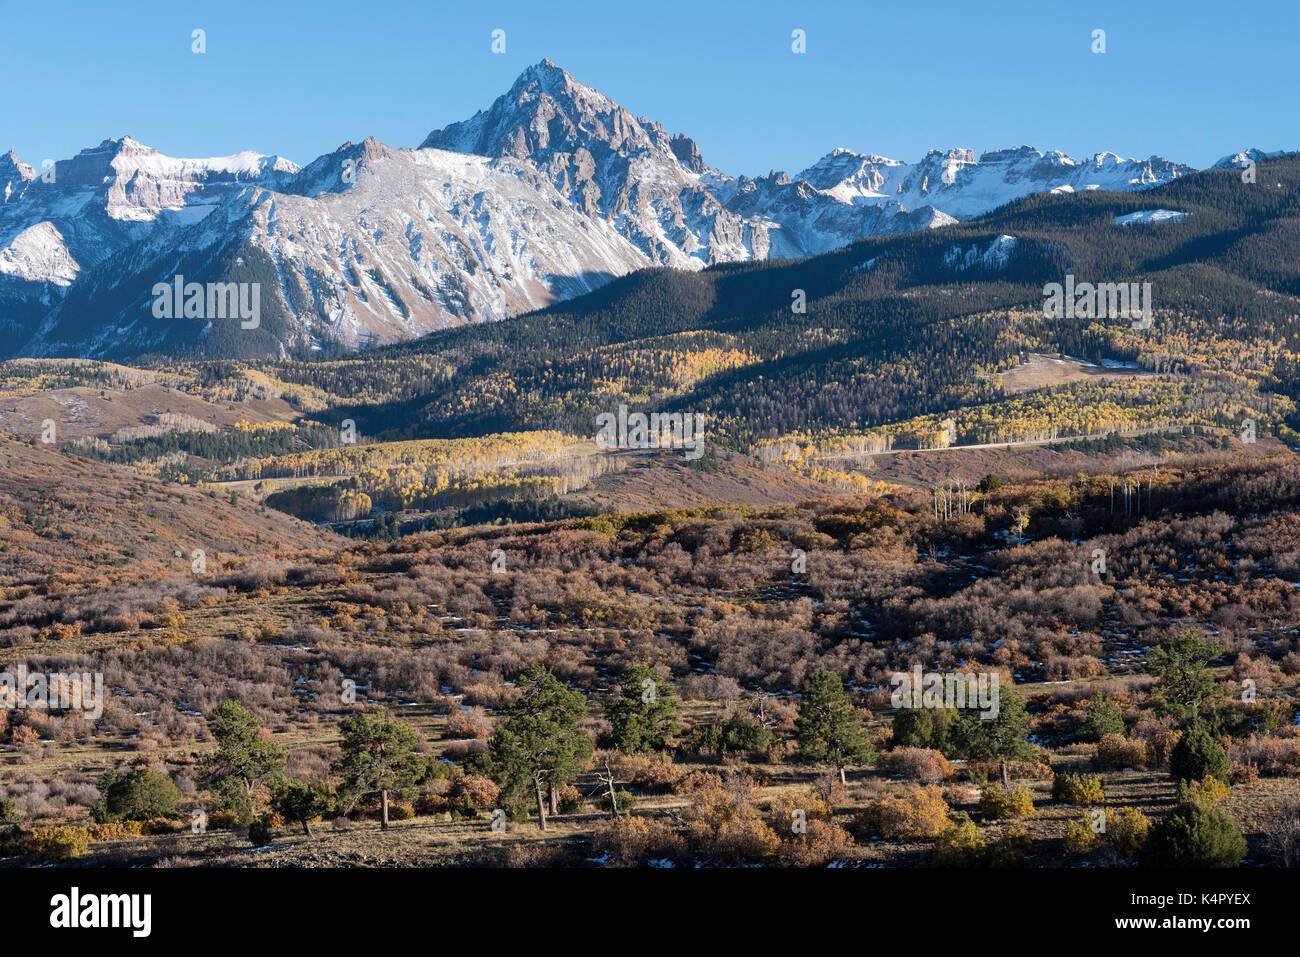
[0,59,1247,359]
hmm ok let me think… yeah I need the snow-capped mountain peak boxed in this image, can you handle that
[1212,147,1285,169]
[0,61,1217,360]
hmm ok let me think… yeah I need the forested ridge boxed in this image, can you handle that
[230,154,1300,449]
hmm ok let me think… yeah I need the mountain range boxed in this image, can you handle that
[0,58,1262,361]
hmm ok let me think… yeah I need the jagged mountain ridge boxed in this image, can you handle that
[0,59,1217,360]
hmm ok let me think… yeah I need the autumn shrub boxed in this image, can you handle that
[859,786,950,841]
[1261,798,1300,866]
[768,789,833,835]
[1092,734,1149,771]
[86,820,144,842]
[446,707,492,740]
[451,775,500,810]
[415,794,450,816]
[207,809,240,830]
[557,784,583,814]
[778,819,856,867]
[682,782,781,863]
[142,817,184,836]
[1108,807,1152,861]
[1230,733,1300,777]
[931,819,986,867]
[978,785,1035,820]
[1178,775,1230,805]
[611,752,686,794]
[503,843,570,868]
[1131,718,1181,769]
[440,740,488,762]
[879,747,953,784]
[987,824,1033,866]
[1227,760,1259,786]
[1052,772,1105,805]
[26,825,91,860]
[593,814,684,867]
[1063,817,1101,855]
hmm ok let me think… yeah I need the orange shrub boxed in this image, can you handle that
[683,782,780,863]
[778,819,856,867]
[768,789,833,836]
[86,820,144,842]
[978,785,1035,820]
[859,786,950,841]
[446,707,492,740]
[26,825,90,860]
[611,752,687,794]
[1092,733,1150,771]
[879,747,953,784]
[452,775,501,809]
[593,815,684,867]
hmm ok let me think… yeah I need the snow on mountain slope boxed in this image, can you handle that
[0,222,80,285]
[20,137,657,358]
[1114,209,1188,226]
[1212,148,1285,170]
[0,137,296,292]
[421,58,777,267]
[797,145,1192,221]
[943,234,1019,271]
[3,60,1208,359]
[1,151,37,205]
[236,139,652,340]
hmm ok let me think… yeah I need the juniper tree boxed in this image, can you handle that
[890,704,957,755]
[271,778,336,837]
[92,767,182,823]
[1081,694,1126,742]
[1169,722,1230,786]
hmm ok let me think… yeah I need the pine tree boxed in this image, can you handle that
[332,709,419,830]
[607,663,680,753]
[198,701,286,824]
[955,683,1036,786]
[1148,629,1225,722]
[488,665,592,830]
[795,670,875,784]
[1081,694,1126,742]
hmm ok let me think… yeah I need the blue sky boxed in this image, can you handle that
[3,0,1295,176]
